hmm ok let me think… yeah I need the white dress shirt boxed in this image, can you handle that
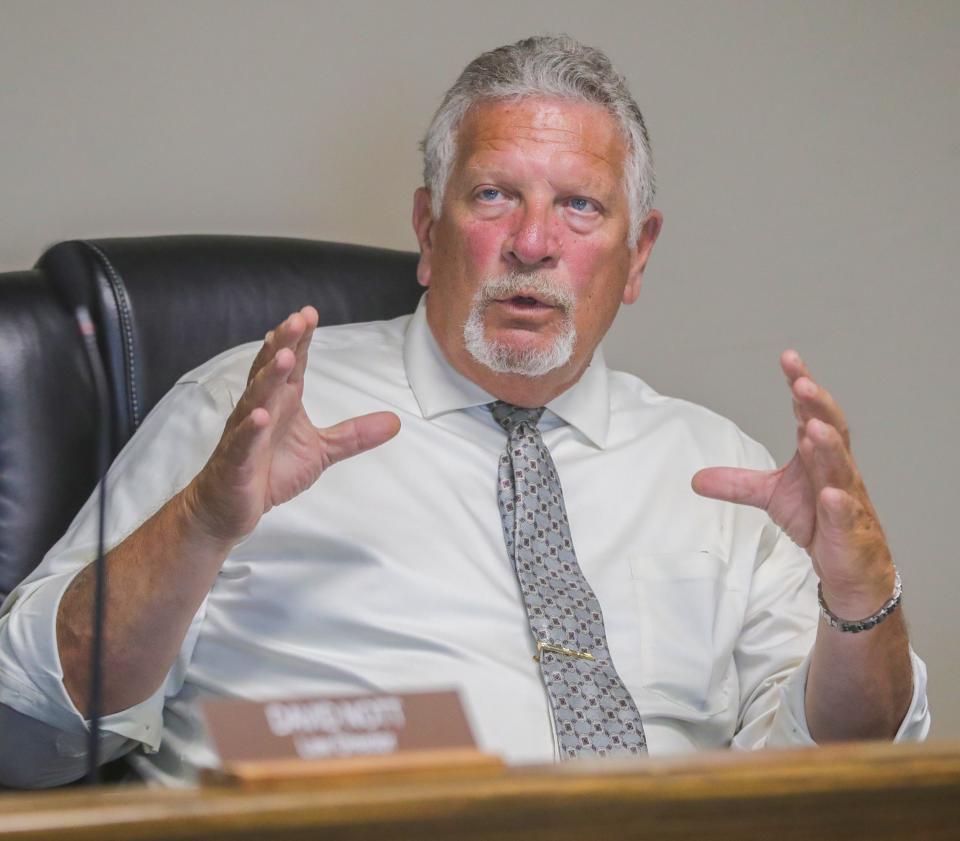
[0,297,930,787]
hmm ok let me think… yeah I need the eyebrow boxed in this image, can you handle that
[461,162,619,199]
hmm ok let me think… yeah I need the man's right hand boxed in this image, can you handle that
[183,305,401,546]
[57,305,400,718]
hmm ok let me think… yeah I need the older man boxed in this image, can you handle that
[0,36,928,787]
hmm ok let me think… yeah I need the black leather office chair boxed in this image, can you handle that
[0,236,421,599]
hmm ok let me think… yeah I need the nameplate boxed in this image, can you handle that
[202,689,496,786]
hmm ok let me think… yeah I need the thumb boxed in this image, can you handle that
[321,411,401,466]
[691,466,774,510]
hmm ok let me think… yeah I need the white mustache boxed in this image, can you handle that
[475,272,575,313]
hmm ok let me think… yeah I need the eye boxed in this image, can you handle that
[476,187,503,202]
[567,196,599,214]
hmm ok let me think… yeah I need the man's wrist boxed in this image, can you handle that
[818,557,897,617]
[177,481,244,553]
[819,567,902,633]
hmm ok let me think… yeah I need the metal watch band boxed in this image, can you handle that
[818,569,902,633]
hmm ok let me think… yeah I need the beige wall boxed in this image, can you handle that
[2,0,957,738]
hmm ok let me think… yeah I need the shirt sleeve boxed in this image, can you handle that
[0,369,240,787]
[731,526,931,749]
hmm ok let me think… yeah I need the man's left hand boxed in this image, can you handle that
[692,350,896,620]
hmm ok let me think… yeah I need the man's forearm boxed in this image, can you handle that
[56,482,235,718]
[54,307,395,721]
[805,607,913,742]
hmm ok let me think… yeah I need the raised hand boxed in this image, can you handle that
[185,306,400,545]
[692,350,895,617]
[57,308,400,716]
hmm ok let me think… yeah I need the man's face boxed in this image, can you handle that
[413,97,661,401]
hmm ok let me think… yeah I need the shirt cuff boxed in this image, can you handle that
[0,567,165,754]
[765,646,931,747]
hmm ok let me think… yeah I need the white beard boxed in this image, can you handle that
[462,272,576,377]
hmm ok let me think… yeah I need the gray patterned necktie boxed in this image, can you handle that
[489,401,647,758]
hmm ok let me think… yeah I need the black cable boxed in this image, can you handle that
[73,305,111,785]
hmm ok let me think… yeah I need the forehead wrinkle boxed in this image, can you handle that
[469,116,619,154]
[463,122,624,177]
[478,121,583,145]
[463,98,621,143]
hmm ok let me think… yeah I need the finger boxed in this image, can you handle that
[238,347,297,418]
[816,486,875,578]
[791,376,850,447]
[274,311,308,351]
[783,349,814,425]
[191,407,273,542]
[321,412,401,466]
[780,349,811,386]
[219,407,272,475]
[247,311,307,385]
[805,418,858,494]
[818,485,858,532]
[248,329,277,385]
[289,306,319,385]
[691,466,776,510]
[817,485,886,550]
[815,486,897,618]
[781,350,851,447]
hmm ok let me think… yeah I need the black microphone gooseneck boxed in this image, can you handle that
[70,304,112,785]
[44,244,115,785]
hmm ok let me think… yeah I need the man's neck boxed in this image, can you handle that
[469,361,591,408]
[429,330,591,409]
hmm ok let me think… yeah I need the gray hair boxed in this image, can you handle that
[420,35,655,245]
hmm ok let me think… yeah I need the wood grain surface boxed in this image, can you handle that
[1,740,958,840]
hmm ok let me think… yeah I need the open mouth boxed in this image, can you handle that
[497,294,555,311]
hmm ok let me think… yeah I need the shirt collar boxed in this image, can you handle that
[403,294,611,449]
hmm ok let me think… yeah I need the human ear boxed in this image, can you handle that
[623,210,663,305]
[412,187,435,288]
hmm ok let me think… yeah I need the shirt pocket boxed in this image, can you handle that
[628,551,733,719]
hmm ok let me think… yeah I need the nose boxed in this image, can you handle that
[503,200,561,269]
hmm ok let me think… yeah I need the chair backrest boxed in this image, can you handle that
[0,236,421,597]
[0,270,101,598]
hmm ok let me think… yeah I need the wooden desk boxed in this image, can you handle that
[1,740,958,840]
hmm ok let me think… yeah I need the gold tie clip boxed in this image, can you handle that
[533,640,596,662]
